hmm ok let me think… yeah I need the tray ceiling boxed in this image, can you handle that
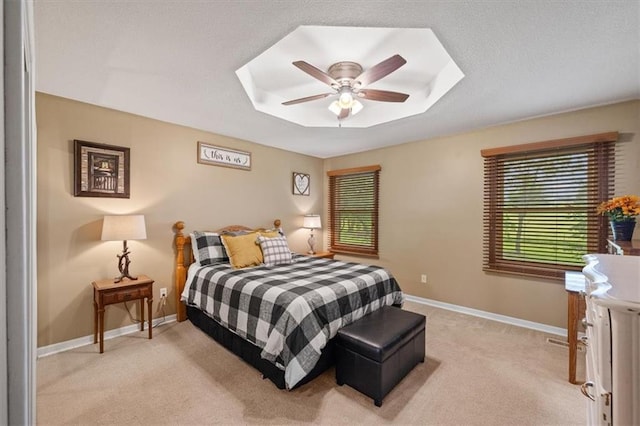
[236,26,464,128]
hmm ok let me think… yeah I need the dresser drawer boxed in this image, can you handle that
[102,285,151,304]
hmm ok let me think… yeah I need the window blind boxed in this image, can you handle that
[481,132,617,280]
[327,165,380,257]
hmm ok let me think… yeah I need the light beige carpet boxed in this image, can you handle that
[37,301,586,425]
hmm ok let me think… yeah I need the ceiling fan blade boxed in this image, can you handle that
[282,93,333,106]
[292,61,339,87]
[338,108,350,120]
[354,54,407,87]
[358,89,409,102]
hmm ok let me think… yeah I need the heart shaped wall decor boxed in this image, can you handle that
[293,172,310,196]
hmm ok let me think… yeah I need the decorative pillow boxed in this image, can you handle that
[191,231,228,265]
[257,235,293,267]
[259,230,281,238]
[221,229,251,237]
[220,232,263,269]
[222,229,280,237]
[262,228,286,237]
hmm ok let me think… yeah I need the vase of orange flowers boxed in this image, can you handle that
[597,195,640,241]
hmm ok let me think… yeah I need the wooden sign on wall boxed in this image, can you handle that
[197,142,251,171]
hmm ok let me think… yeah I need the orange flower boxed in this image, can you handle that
[597,195,640,221]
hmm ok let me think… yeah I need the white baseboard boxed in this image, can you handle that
[36,314,177,358]
[38,299,565,358]
[404,295,567,337]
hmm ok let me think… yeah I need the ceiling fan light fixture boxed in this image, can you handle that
[328,101,342,116]
[351,100,363,115]
[338,91,354,109]
[328,99,363,118]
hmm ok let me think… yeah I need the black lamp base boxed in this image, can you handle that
[114,270,137,283]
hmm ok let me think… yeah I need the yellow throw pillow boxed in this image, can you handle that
[259,230,280,238]
[221,232,263,269]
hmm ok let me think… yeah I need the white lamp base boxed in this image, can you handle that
[307,232,316,255]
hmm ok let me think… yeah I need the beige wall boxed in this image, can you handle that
[36,93,324,347]
[325,100,640,328]
[37,94,640,347]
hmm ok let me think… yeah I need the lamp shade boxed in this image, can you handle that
[101,215,147,241]
[303,214,321,230]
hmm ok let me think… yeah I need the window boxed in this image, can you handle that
[327,165,380,257]
[481,132,617,280]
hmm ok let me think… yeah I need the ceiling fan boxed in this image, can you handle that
[282,54,409,120]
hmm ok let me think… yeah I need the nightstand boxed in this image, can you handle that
[92,275,154,353]
[308,251,335,259]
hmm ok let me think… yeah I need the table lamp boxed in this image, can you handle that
[101,215,147,282]
[303,214,321,254]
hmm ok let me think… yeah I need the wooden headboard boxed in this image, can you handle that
[173,219,282,322]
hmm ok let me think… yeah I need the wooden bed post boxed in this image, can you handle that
[174,221,187,322]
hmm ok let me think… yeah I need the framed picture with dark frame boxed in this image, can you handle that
[292,172,310,196]
[74,140,130,198]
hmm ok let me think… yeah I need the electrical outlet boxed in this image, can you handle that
[420,274,427,284]
[160,287,167,298]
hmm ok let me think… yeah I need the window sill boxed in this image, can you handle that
[483,266,569,282]
[330,249,379,259]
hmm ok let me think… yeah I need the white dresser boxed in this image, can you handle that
[581,254,640,426]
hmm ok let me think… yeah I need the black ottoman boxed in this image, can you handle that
[335,306,426,407]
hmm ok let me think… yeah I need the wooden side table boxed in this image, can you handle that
[565,271,586,384]
[307,251,335,259]
[92,275,154,353]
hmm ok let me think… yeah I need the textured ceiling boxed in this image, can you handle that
[35,1,640,158]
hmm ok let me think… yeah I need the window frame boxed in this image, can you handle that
[327,165,381,257]
[481,132,617,280]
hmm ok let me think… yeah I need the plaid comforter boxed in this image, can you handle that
[182,255,404,389]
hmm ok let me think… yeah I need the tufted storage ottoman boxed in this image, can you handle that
[335,306,426,407]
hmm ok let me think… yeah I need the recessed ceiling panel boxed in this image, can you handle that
[236,25,464,128]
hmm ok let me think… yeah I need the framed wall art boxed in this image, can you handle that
[74,140,130,198]
[292,172,310,196]
[197,141,251,171]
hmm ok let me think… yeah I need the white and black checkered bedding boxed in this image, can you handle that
[182,255,404,389]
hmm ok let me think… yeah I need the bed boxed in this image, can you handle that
[173,219,404,389]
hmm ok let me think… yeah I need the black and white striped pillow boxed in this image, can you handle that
[257,235,292,266]
[191,231,228,265]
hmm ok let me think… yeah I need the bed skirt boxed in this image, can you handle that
[186,305,336,389]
